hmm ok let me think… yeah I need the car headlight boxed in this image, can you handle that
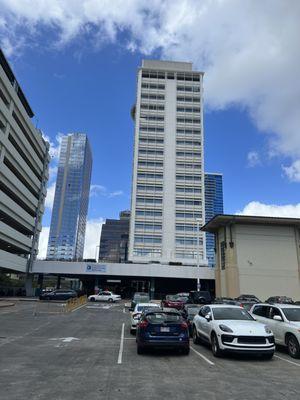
[264,326,272,334]
[219,324,233,333]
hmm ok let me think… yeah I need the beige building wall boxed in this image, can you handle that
[235,224,300,300]
[215,223,300,300]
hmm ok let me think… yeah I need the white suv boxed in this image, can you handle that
[192,304,275,358]
[250,303,300,358]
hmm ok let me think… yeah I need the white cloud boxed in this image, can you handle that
[44,181,56,209]
[247,151,260,168]
[237,201,300,218]
[90,184,124,198]
[282,160,300,182]
[43,133,63,160]
[37,226,50,259]
[2,1,300,167]
[83,218,104,259]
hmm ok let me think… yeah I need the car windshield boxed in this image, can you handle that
[281,308,300,321]
[134,295,149,302]
[212,307,254,321]
[187,308,201,316]
[166,295,178,301]
[146,312,181,323]
[137,305,156,312]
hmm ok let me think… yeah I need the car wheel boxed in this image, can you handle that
[130,329,136,335]
[192,326,201,344]
[90,297,96,302]
[287,334,300,359]
[211,333,223,357]
[137,345,144,355]
[182,346,190,355]
[108,298,114,303]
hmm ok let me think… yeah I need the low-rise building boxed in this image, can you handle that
[201,215,300,300]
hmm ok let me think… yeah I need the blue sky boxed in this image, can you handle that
[1,0,299,258]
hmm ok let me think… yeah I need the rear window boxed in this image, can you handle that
[146,312,181,323]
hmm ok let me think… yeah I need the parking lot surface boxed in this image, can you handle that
[1,301,300,400]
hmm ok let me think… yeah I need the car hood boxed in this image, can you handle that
[289,321,300,328]
[218,320,269,335]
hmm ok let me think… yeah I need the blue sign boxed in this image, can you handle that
[86,264,107,273]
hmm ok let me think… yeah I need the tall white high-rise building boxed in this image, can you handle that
[129,60,206,265]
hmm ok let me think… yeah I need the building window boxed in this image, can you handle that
[220,241,226,270]
[134,235,162,244]
[141,82,165,90]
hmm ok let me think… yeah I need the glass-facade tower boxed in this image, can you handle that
[47,133,92,261]
[204,173,223,267]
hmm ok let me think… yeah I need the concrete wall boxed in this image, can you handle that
[235,224,300,300]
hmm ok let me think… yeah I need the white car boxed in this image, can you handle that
[130,303,160,334]
[250,303,300,358]
[88,291,121,303]
[192,304,275,358]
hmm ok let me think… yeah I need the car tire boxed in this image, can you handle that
[137,345,144,355]
[182,347,190,355]
[286,334,300,359]
[90,297,96,302]
[192,326,201,345]
[108,298,113,303]
[211,333,223,357]
[130,329,136,335]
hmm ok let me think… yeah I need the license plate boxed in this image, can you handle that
[160,327,170,332]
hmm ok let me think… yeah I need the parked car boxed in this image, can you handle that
[39,289,78,301]
[236,294,260,303]
[130,303,160,334]
[136,309,190,355]
[162,295,186,310]
[130,292,150,310]
[250,303,300,358]
[265,296,294,304]
[188,290,212,305]
[182,304,203,335]
[192,304,275,358]
[214,297,241,306]
[88,291,121,303]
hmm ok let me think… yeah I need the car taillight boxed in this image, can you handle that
[139,320,149,329]
[181,322,188,330]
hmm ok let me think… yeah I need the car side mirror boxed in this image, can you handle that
[205,314,212,322]
[273,315,282,321]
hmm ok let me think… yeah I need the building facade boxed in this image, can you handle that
[47,133,92,261]
[201,215,300,300]
[0,49,49,273]
[204,173,223,267]
[98,210,130,263]
[128,60,206,265]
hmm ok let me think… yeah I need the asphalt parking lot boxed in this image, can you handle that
[1,301,300,400]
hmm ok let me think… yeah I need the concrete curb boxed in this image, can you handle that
[0,301,15,308]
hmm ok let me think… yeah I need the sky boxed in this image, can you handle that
[0,0,299,259]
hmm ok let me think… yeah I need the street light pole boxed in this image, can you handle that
[196,218,201,291]
[95,245,100,262]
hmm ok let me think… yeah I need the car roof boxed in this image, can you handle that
[208,304,244,309]
[252,303,300,309]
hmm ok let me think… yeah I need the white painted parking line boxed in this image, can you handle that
[190,346,215,366]
[71,303,87,312]
[274,355,300,367]
[117,323,125,364]
[123,308,126,314]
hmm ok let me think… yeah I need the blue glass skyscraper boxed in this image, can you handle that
[205,173,223,267]
[47,133,92,261]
